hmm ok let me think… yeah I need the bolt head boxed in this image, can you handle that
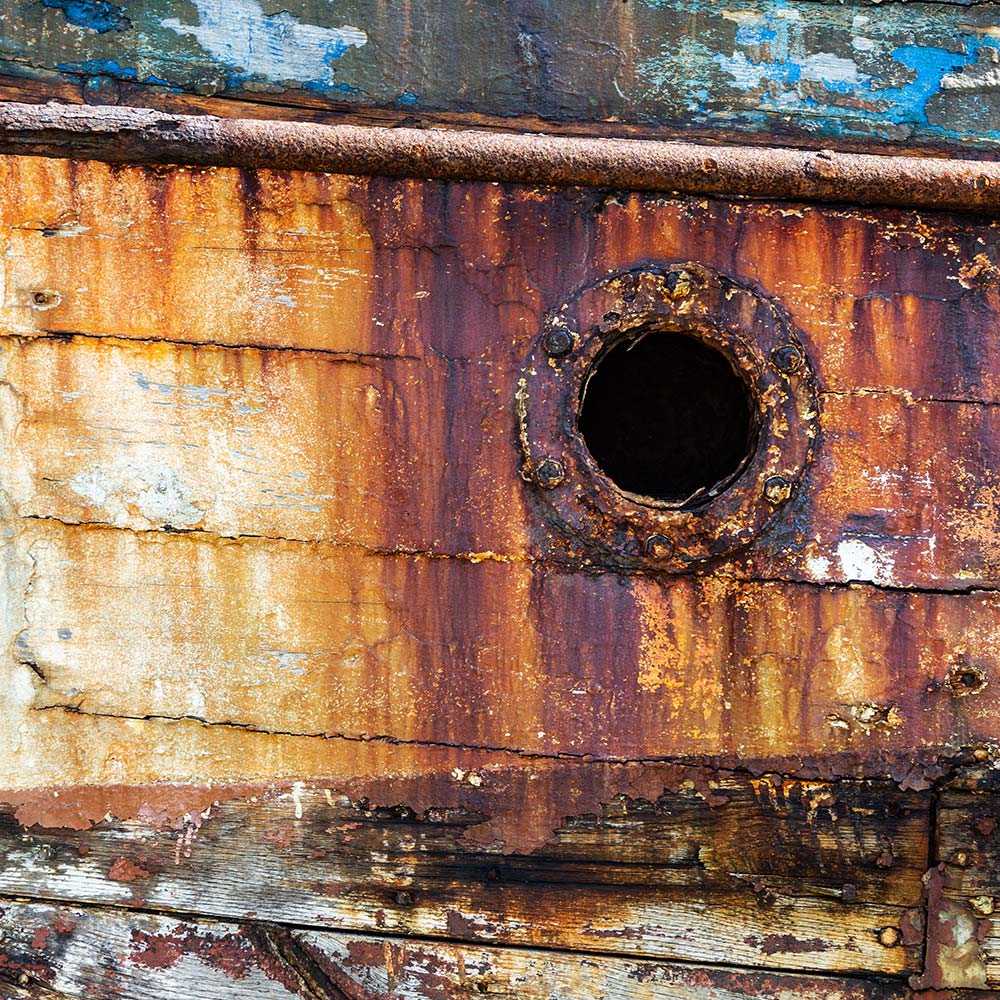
[535,458,565,489]
[664,270,693,299]
[645,534,674,560]
[544,327,573,357]
[772,344,804,374]
[762,475,792,505]
[877,926,901,948]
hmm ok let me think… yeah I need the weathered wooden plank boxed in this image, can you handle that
[10,518,1000,760]
[1,158,999,589]
[4,158,1000,399]
[1,0,1000,153]
[1,333,998,589]
[296,930,914,999]
[0,777,928,974]
[923,790,1000,990]
[0,897,918,999]
[0,899,318,997]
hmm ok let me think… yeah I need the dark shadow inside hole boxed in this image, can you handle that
[578,331,757,505]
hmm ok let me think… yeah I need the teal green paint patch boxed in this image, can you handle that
[4,0,1000,152]
[160,0,367,88]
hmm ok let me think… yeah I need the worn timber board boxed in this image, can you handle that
[0,900,917,1000]
[0,132,997,995]
[4,0,1000,153]
[0,775,929,975]
[923,787,1000,990]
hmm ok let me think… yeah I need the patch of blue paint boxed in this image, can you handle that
[57,59,178,88]
[396,91,419,106]
[876,43,980,126]
[735,23,777,47]
[42,0,130,33]
[58,58,136,79]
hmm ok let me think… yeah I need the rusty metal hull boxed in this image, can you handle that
[0,135,997,994]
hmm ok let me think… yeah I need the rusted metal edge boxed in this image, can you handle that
[1,101,999,213]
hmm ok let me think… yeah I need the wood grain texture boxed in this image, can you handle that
[9,518,1000,761]
[924,790,1000,990]
[0,899,317,997]
[0,899,917,999]
[296,931,914,999]
[0,155,994,784]
[0,777,928,975]
[2,0,1000,153]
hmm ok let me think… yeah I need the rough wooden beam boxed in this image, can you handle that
[0,777,929,975]
[0,898,920,999]
[922,789,1000,989]
[2,102,1000,212]
[3,0,1000,153]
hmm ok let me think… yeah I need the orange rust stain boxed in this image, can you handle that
[0,155,995,830]
[108,857,152,882]
[0,158,375,352]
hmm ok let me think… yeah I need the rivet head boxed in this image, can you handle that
[762,475,792,505]
[772,344,804,374]
[30,288,61,310]
[544,328,573,357]
[970,895,996,916]
[645,534,674,560]
[877,926,901,948]
[535,458,565,489]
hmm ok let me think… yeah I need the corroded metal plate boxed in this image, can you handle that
[516,263,818,572]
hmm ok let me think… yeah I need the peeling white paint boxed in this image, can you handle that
[162,0,367,85]
[805,554,832,580]
[800,52,866,86]
[69,458,203,528]
[941,44,1000,92]
[837,539,897,587]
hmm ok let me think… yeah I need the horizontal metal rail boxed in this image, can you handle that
[1,101,999,213]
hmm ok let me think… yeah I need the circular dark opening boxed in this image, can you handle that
[578,331,757,506]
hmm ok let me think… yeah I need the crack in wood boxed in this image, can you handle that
[13,513,1000,597]
[0,891,926,987]
[251,926,353,1000]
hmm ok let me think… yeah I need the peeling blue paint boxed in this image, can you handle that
[735,23,777,48]
[7,0,1000,151]
[161,0,366,89]
[880,43,979,125]
[55,58,174,88]
[639,0,1000,146]
[42,0,131,34]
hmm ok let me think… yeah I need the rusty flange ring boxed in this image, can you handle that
[515,263,819,572]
